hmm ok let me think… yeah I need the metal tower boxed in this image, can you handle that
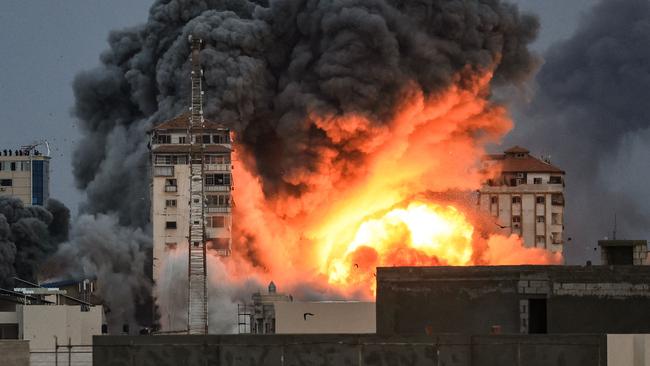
[187,35,208,335]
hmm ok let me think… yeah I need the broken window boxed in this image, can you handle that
[165,221,177,229]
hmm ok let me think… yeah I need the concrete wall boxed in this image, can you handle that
[93,334,606,366]
[608,335,650,366]
[19,305,102,350]
[0,340,29,366]
[377,266,650,335]
[274,302,375,334]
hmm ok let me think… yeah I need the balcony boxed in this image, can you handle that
[205,185,231,192]
[164,185,177,192]
[204,164,231,172]
[207,206,232,213]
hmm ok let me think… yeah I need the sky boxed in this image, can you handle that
[0,0,604,263]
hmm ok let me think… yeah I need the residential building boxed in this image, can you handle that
[598,240,648,265]
[150,113,233,285]
[478,146,565,253]
[0,146,50,206]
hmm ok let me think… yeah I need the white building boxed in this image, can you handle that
[0,147,50,206]
[478,146,565,254]
[150,113,233,285]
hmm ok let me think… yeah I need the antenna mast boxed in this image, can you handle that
[187,35,208,335]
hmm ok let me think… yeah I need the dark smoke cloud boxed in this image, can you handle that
[70,0,538,329]
[0,197,70,285]
[508,0,650,263]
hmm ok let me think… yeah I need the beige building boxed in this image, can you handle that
[0,147,50,206]
[478,146,565,254]
[150,114,233,285]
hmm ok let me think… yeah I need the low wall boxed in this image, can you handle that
[0,340,30,366]
[93,334,606,366]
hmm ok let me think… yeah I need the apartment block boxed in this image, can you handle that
[0,147,50,206]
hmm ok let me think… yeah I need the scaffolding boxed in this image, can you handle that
[187,35,208,335]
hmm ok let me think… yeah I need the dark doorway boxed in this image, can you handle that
[529,299,547,334]
[606,246,634,265]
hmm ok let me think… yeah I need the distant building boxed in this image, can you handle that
[149,114,233,285]
[241,282,375,334]
[599,240,648,265]
[478,146,565,254]
[0,146,50,206]
[377,265,650,335]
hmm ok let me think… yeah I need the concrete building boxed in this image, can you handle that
[377,265,650,335]
[0,146,50,206]
[242,282,375,334]
[599,239,648,265]
[479,146,565,253]
[150,114,233,284]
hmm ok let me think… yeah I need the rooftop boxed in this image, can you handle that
[153,113,228,131]
[486,146,564,174]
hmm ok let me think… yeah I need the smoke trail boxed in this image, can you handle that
[70,0,539,329]
[0,197,70,285]
[508,0,650,263]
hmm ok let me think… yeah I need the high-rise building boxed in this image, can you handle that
[150,114,233,286]
[478,146,565,254]
[0,145,50,206]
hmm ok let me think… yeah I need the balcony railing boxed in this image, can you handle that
[164,185,177,192]
[207,207,232,213]
[205,185,231,192]
[204,164,231,172]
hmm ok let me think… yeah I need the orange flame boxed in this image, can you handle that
[222,67,561,299]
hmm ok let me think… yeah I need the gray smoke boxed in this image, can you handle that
[508,0,650,263]
[0,197,70,285]
[70,0,539,329]
[55,214,151,331]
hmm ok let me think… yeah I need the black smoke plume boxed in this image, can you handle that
[70,0,539,330]
[508,0,650,263]
[0,197,70,286]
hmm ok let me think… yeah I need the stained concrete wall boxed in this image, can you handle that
[93,334,605,366]
[377,265,650,335]
[0,340,29,366]
[274,301,375,334]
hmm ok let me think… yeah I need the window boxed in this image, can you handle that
[10,162,16,171]
[512,196,521,204]
[512,216,521,223]
[165,179,177,192]
[536,196,545,204]
[533,178,542,184]
[205,173,231,186]
[205,154,231,164]
[155,155,187,165]
[0,162,4,171]
[207,194,230,207]
[154,166,174,177]
[549,176,563,184]
[0,179,11,187]
[551,232,562,244]
[552,213,562,225]
[536,235,546,245]
[202,135,211,144]
[178,136,186,144]
[20,162,30,171]
[490,196,498,204]
[156,135,171,144]
[165,199,177,208]
[536,216,545,223]
[213,134,230,144]
[165,221,177,229]
[551,193,564,206]
[206,216,225,228]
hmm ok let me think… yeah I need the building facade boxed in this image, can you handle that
[0,148,50,206]
[150,114,233,284]
[478,146,565,253]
